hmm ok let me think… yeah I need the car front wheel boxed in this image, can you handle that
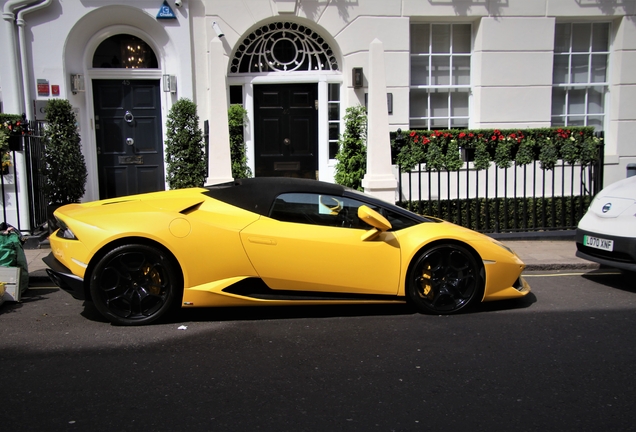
[89,244,179,326]
[407,243,482,315]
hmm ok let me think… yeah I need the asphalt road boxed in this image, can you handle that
[2,269,636,432]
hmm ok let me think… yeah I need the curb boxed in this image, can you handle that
[523,263,600,271]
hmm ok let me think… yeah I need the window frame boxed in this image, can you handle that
[551,22,611,130]
[409,22,472,130]
[268,192,422,231]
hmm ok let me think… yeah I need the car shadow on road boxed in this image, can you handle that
[162,293,537,324]
[473,292,537,313]
[581,269,636,293]
[167,303,416,323]
[74,294,538,326]
[0,287,60,316]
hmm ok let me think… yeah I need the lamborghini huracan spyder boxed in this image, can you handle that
[45,177,530,325]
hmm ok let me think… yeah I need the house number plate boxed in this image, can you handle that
[118,156,144,165]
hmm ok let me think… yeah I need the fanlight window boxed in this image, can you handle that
[93,34,158,69]
[231,22,338,73]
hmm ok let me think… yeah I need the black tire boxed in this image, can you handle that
[407,243,482,315]
[89,244,179,326]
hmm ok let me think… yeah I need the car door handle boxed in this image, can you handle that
[248,237,277,246]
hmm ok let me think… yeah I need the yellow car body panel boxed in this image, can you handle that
[393,220,528,301]
[50,189,261,292]
[182,276,405,308]
[240,217,401,294]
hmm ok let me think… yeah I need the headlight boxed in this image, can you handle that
[491,239,516,256]
[55,218,78,240]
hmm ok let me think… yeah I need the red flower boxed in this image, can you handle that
[494,129,501,135]
[459,132,466,139]
[410,131,416,137]
[469,133,474,138]
[422,138,430,145]
[413,136,419,143]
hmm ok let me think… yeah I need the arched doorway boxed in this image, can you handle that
[91,34,164,199]
[229,22,341,180]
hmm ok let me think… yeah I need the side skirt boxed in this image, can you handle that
[223,278,403,302]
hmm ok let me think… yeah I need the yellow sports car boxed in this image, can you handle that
[44,177,530,325]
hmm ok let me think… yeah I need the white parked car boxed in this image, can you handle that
[576,175,636,272]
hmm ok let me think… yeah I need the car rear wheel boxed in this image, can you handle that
[89,244,179,326]
[407,243,482,315]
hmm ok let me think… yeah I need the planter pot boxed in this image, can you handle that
[8,134,23,151]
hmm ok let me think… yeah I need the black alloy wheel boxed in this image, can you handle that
[89,244,179,325]
[408,243,482,314]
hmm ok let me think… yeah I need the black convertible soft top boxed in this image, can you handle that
[204,177,347,217]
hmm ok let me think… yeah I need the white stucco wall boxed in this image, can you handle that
[2,0,636,231]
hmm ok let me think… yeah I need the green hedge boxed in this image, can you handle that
[398,195,592,233]
[392,127,602,172]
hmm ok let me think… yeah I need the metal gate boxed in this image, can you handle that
[1,120,48,234]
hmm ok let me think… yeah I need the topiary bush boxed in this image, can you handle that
[228,104,252,179]
[334,105,367,191]
[43,99,87,205]
[165,98,207,189]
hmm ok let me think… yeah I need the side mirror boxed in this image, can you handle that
[358,205,392,240]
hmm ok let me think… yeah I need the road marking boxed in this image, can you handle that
[524,271,622,278]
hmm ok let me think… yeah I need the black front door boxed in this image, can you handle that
[254,83,318,179]
[93,79,165,199]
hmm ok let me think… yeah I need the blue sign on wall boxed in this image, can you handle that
[157,1,176,20]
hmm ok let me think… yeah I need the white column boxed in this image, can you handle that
[206,38,233,185]
[361,38,397,203]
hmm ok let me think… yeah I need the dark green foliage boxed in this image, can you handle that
[0,114,25,152]
[393,127,602,172]
[165,98,206,189]
[228,104,252,179]
[538,138,558,170]
[515,137,535,166]
[335,105,367,191]
[473,139,491,170]
[399,195,593,233]
[43,99,87,204]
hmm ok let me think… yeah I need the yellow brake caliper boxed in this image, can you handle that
[419,262,434,300]
[143,265,162,296]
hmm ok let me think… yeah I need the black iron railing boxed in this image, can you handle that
[1,120,48,234]
[396,140,604,234]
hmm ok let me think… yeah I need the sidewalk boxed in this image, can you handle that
[23,239,597,286]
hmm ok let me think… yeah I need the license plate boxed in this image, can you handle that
[584,235,614,252]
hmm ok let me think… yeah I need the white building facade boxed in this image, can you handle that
[1,0,635,230]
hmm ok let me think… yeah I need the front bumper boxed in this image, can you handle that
[575,229,636,273]
[43,252,86,300]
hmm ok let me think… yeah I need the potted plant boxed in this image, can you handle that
[334,105,367,191]
[165,98,207,188]
[43,99,87,230]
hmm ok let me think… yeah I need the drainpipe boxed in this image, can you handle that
[2,0,37,114]
[16,0,52,121]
